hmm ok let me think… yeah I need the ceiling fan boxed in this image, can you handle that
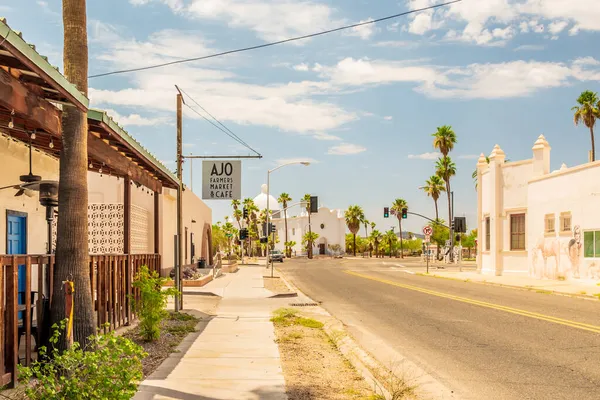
[0,134,41,197]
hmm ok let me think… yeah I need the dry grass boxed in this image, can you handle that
[123,311,199,377]
[272,308,379,400]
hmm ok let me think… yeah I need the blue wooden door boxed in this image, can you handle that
[7,214,27,317]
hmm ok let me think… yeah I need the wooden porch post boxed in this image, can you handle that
[154,191,160,254]
[124,176,132,324]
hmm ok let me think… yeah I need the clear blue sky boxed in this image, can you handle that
[4,0,600,234]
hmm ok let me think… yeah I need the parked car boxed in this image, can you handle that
[268,250,284,263]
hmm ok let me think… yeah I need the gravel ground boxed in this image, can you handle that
[123,312,199,377]
[272,308,379,400]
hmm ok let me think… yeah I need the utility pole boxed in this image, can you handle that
[450,191,454,263]
[176,93,183,311]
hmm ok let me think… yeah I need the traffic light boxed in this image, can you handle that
[259,237,268,244]
[310,196,318,213]
[239,228,248,240]
[269,223,276,234]
[401,207,408,219]
[454,217,466,233]
[451,220,455,231]
[384,207,389,218]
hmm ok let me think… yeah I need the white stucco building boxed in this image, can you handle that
[253,185,346,256]
[477,134,600,282]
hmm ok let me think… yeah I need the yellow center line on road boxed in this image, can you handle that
[344,270,600,334]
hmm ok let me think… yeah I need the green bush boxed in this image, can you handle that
[18,320,146,400]
[132,266,179,341]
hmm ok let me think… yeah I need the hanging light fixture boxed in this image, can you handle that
[89,161,93,168]
[49,137,54,149]
[8,109,14,129]
[31,129,36,140]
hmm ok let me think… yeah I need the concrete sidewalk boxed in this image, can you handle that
[135,266,290,400]
[423,269,600,298]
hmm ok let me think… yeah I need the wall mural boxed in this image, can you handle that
[530,225,597,280]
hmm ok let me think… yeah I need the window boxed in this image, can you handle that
[560,212,572,233]
[485,217,490,251]
[510,214,526,250]
[544,214,555,234]
[584,231,600,258]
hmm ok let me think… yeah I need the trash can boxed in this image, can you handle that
[199,258,206,268]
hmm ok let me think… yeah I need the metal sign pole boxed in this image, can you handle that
[427,242,430,274]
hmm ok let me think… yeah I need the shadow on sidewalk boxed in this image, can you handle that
[136,385,288,400]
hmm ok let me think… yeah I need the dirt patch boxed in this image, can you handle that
[272,308,380,400]
[123,311,199,377]
[264,276,294,294]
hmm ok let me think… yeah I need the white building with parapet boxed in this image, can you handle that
[477,134,600,281]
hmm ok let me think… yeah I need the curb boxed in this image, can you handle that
[419,273,600,301]
[269,292,298,298]
[266,269,299,298]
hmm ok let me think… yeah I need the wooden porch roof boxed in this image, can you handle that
[0,18,178,193]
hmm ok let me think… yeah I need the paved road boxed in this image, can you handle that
[279,258,600,400]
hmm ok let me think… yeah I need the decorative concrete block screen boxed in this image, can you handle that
[131,204,150,254]
[50,203,149,254]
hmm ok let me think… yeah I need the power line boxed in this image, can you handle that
[89,0,461,79]
[178,87,258,155]
[182,101,261,156]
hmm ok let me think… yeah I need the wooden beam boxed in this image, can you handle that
[88,133,162,193]
[124,176,131,255]
[0,67,61,136]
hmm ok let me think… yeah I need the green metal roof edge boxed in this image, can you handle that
[88,109,179,185]
[0,19,89,109]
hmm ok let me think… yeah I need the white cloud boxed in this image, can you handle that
[548,20,568,34]
[274,157,319,165]
[293,63,310,72]
[408,152,441,160]
[104,109,171,126]
[139,0,342,42]
[90,29,357,135]
[313,132,342,141]
[373,40,420,48]
[347,18,376,40]
[384,116,393,121]
[404,0,600,45]
[514,44,545,51]
[327,143,366,155]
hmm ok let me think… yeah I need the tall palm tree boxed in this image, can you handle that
[436,156,457,255]
[363,218,370,239]
[278,193,292,257]
[433,125,457,261]
[345,205,365,256]
[390,199,408,258]
[232,199,242,230]
[51,0,95,349]
[572,90,600,162]
[422,175,446,220]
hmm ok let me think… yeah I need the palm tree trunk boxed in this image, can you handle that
[284,207,289,257]
[447,181,453,262]
[353,233,356,257]
[308,211,312,259]
[591,126,596,162]
[398,219,403,259]
[51,0,95,350]
[434,199,440,260]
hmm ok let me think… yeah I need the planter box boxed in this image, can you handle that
[222,264,239,273]
[164,274,213,287]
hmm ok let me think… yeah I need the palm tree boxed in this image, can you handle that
[422,175,446,220]
[384,230,397,258]
[345,205,365,256]
[302,231,320,255]
[51,0,96,349]
[436,156,456,254]
[278,193,292,257]
[390,199,408,258]
[370,229,383,258]
[572,90,600,162]
[363,218,370,239]
[433,125,457,260]
[232,199,242,230]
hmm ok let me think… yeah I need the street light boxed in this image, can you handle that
[267,161,310,277]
